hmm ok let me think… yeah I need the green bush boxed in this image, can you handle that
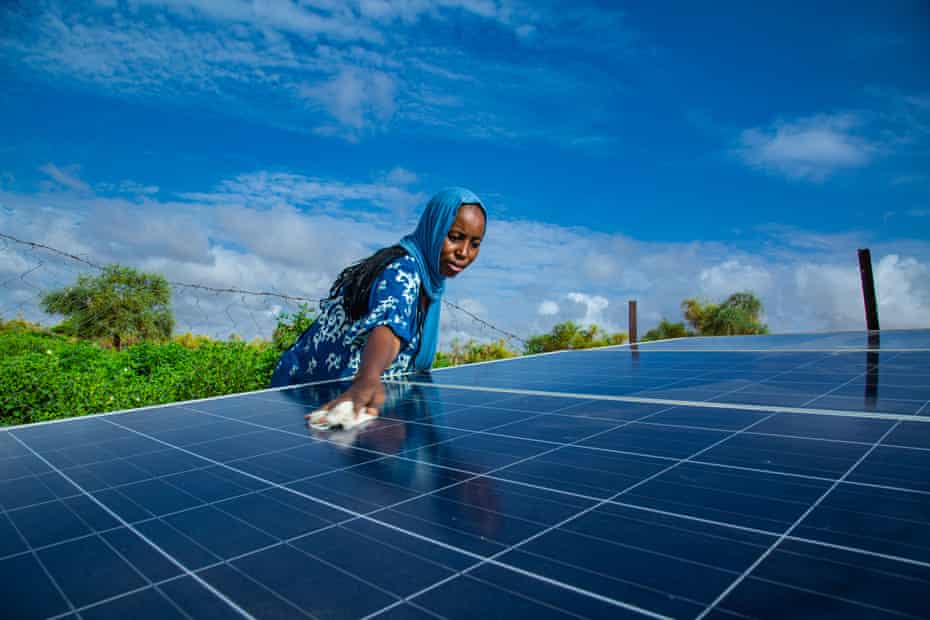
[681,291,768,336]
[524,321,627,354]
[271,303,317,353]
[433,338,518,368]
[0,323,280,426]
[642,319,694,342]
[0,301,324,424]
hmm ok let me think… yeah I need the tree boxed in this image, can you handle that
[41,264,174,350]
[0,315,44,334]
[642,319,693,342]
[680,291,768,336]
[434,338,518,367]
[525,321,627,354]
[271,303,317,353]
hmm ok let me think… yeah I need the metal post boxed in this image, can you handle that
[857,249,880,332]
[628,300,637,344]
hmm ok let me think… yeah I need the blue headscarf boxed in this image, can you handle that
[399,187,487,370]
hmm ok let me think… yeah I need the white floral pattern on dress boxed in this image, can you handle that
[270,256,423,387]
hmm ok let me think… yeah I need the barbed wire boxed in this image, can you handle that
[0,232,528,347]
[0,232,105,269]
[0,233,316,304]
[441,299,527,345]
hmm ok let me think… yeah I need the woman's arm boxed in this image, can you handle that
[311,325,401,419]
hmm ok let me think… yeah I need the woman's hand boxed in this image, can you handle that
[304,325,401,423]
[313,375,385,419]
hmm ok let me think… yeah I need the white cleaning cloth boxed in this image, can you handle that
[308,401,377,431]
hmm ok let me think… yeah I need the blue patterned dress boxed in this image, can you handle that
[269,256,424,387]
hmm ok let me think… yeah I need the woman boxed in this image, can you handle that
[269,187,487,420]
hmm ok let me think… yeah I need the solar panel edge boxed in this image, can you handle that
[0,377,354,432]
[384,379,930,423]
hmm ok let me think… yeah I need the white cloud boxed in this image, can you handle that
[180,171,426,216]
[134,0,538,41]
[537,300,559,315]
[698,259,774,300]
[0,166,423,339]
[384,167,418,186]
[95,180,160,196]
[119,180,159,195]
[582,253,619,281]
[132,0,384,43]
[0,244,32,276]
[757,224,866,254]
[39,163,91,193]
[736,113,876,181]
[1,2,632,147]
[875,254,930,327]
[790,255,930,331]
[566,292,613,330]
[93,201,218,266]
[213,203,384,272]
[3,165,929,344]
[300,67,398,135]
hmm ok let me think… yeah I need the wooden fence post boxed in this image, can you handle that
[628,300,637,345]
[857,249,880,332]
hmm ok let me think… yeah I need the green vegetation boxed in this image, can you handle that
[643,291,768,340]
[41,264,173,350]
[271,303,317,352]
[681,291,768,336]
[524,321,627,354]
[642,319,693,342]
[2,265,321,425]
[0,311,305,426]
[433,338,518,368]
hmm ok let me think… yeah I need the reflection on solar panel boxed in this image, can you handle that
[2,329,929,619]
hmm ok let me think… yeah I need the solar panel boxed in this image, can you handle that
[2,330,929,619]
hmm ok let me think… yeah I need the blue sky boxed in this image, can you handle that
[1,1,929,343]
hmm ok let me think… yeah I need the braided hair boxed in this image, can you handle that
[328,245,410,322]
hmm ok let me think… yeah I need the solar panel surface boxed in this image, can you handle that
[1,330,928,619]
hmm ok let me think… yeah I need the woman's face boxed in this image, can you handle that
[440,204,485,278]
